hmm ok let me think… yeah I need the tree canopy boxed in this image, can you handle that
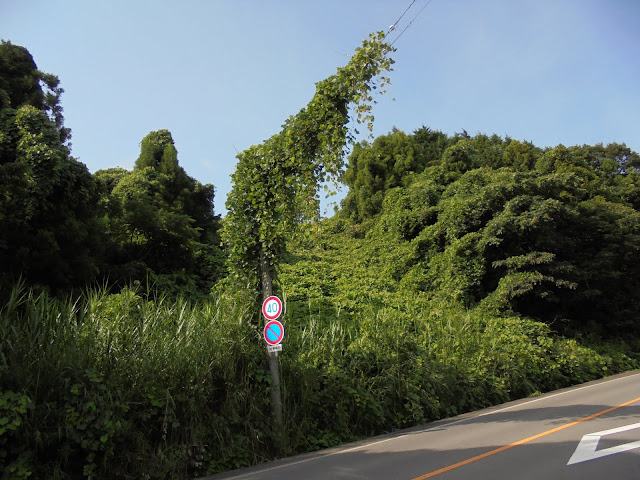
[95,130,223,294]
[0,41,95,289]
[0,42,224,294]
[334,128,640,335]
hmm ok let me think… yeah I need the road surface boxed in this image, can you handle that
[201,370,640,480]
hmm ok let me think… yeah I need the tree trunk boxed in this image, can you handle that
[260,249,283,426]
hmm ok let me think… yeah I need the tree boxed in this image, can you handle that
[341,129,513,222]
[412,126,450,167]
[373,137,640,335]
[342,129,420,221]
[503,139,540,171]
[0,40,70,145]
[95,130,223,294]
[0,43,97,290]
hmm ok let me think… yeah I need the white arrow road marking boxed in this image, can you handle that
[567,422,640,465]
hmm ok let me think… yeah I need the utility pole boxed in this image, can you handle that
[260,249,283,425]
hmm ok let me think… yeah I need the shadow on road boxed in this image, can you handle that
[199,403,640,480]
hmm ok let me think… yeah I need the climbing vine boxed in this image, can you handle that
[224,31,394,288]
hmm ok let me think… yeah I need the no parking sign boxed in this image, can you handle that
[263,320,285,346]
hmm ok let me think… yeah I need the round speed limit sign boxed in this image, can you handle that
[262,295,283,321]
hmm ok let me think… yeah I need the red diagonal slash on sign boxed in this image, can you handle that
[263,320,284,345]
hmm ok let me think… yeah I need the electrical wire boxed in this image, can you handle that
[390,0,435,46]
[385,0,417,39]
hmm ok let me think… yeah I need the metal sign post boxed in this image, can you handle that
[261,294,284,426]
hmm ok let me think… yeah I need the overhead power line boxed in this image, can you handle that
[385,0,417,39]
[387,0,435,47]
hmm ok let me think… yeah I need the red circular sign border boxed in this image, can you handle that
[262,295,283,321]
[263,320,285,346]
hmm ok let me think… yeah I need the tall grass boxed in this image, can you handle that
[1,285,637,478]
[1,284,271,478]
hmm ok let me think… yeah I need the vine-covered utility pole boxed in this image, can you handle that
[223,32,394,426]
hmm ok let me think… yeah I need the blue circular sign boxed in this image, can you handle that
[263,320,285,346]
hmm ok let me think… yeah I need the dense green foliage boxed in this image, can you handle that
[0,41,223,296]
[1,282,637,478]
[0,41,98,289]
[224,32,394,292]
[2,38,640,480]
[0,41,70,145]
[95,130,224,295]
[339,128,640,336]
[342,127,450,220]
[1,284,261,478]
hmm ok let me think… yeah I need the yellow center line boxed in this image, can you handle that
[411,395,640,480]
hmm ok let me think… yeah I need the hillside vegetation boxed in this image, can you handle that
[333,127,640,336]
[1,40,640,479]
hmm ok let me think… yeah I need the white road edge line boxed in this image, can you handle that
[477,371,640,417]
[216,371,640,479]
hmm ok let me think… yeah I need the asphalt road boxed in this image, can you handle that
[201,370,640,480]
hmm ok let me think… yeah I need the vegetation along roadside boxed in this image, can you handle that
[1,36,639,479]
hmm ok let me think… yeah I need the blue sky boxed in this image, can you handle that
[2,0,639,215]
